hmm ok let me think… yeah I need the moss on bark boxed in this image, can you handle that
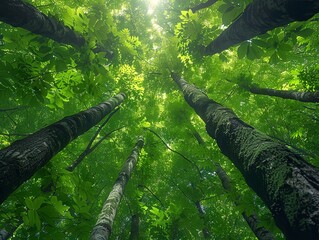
[172,73,319,239]
[0,93,125,204]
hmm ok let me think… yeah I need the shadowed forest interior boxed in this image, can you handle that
[0,0,319,239]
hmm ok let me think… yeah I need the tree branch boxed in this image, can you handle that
[144,128,202,178]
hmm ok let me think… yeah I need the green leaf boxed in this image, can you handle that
[25,198,34,210]
[222,6,242,25]
[252,39,269,48]
[218,3,229,13]
[55,61,68,72]
[296,28,315,37]
[39,46,51,54]
[269,52,280,64]
[28,210,36,226]
[237,42,249,59]
[33,197,46,210]
[34,212,41,230]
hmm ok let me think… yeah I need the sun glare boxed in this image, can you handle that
[147,0,160,15]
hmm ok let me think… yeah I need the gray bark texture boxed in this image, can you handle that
[90,136,144,240]
[0,0,85,46]
[0,229,9,240]
[0,93,125,204]
[172,72,319,239]
[195,200,211,239]
[204,0,319,55]
[248,86,319,103]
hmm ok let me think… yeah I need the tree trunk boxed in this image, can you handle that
[216,164,275,240]
[192,128,275,239]
[194,200,211,239]
[248,86,319,103]
[172,72,319,239]
[204,0,319,55]
[0,0,85,47]
[190,0,218,13]
[0,93,125,204]
[90,137,144,240]
[129,214,140,240]
[0,229,9,240]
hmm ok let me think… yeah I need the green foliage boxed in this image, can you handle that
[1,0,318,240]
[298,64,319,91]
[218,0,251,25]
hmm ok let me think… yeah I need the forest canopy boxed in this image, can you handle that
[0,0,319,239]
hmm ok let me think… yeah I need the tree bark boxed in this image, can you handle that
[195,200,211,239]
[204,0,319,55]
[90,137,144,240]
[0,229,9,240]
[129,214,140,240]
[190,0,218,13]
[0,93,125,204]
[0,0,85,47]
[172,72,319,239]
[192,129,275,239]
[247,85,319,103]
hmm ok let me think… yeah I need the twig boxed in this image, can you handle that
[144,128,202,178]
[66,127,124,171]
[138,184,164,207]
[0,106,29,112]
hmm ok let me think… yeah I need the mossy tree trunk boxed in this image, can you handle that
[192,129,275,239]
[204,0,319,55]
[0,93,125,204]
[172,72,319,239]
[90,137,144,240]
[190,0,218,13]
[0,0,85,47]
[246,85,319,103]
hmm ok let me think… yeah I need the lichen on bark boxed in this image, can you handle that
[90,137,144,240]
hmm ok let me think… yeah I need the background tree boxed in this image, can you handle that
[90,136,144,240]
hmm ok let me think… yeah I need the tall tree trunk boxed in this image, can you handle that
[246,85,319,103]
[204,0,319,55]
[192,128,275,239]
[0,93,125,204]
[90,137,144,240]
[172,72,319,239]
[0,0,85,47]
[216,164,275,240]
[129,214,140,240]
[190,0,218,13]
[194,200,211,238]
